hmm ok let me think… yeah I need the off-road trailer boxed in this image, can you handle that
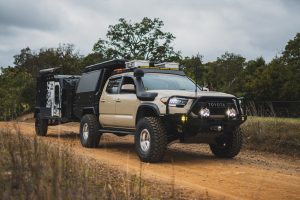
[34,60,127,135]
[34,68,81,135]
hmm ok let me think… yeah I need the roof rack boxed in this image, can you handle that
[125,60,150,68]
[111,65,184,76]
[154,62,179,69]
[84,59,126,73]
[125,60,179,70]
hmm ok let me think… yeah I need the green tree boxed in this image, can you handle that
[0,44,83,119]
[245,33,300,101]
[80,52,105,68]
[93,17,181,61]
[204,52,246,95]
[14,44,82,76]
[280,33,300,100]
[180,54,206,86]
[0,67,33,119]
[243,57,266,100]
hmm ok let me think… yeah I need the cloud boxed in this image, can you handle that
[0,0,65,31]
[0,0,299,67]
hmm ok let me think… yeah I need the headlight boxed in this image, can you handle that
[199,108,210,118]
[160,97,188,107]
[226,108,237,118]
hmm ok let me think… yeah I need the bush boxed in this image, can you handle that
[241,117,300,157]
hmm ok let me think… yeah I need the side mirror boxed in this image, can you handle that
[202,87,209,91]
[134,69,144,78]
[121,84,135,93]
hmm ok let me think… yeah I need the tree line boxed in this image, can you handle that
[0,17,299,119]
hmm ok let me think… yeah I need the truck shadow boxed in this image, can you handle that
[46,132,240,164]
[98,141,234,164]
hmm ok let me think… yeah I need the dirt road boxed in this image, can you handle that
[1,121,299,200]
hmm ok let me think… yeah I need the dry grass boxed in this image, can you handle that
[241,116,300,157]
[0,129,199,200]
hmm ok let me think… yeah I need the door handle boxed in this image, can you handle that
[100,99,106,102]
[116,98,121,102]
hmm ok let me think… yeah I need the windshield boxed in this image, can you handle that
[142,73,201,91]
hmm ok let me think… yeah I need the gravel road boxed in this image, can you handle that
[1,122,299,200]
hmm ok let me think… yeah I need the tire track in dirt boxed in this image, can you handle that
[1,122,299,200]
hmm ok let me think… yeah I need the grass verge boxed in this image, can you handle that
[241,117,300,157]
[0,128,204,200]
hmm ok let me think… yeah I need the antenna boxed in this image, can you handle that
[194,64,198,97]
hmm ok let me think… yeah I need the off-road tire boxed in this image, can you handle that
[135,117,167,163]
[80,114,101,148]
[210,128,243,158]
[35,113,48,136]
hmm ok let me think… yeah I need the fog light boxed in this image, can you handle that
[226,108,237,118]
[199,108,210,118]
[181,115,187,123]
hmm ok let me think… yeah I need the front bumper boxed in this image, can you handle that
[168,113,247,132]
[165,95,247,133]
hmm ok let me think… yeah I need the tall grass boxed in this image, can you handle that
[242,117,300,157]
[0,128,192,200]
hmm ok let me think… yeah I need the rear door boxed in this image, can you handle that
[99,77,122,127]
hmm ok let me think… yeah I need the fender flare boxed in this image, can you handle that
[136,103,161,123]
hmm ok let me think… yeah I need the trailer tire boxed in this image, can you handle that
[135,117,167,163]
[35,113,48,136]
[210,128,243,158]
[80,114,101,148]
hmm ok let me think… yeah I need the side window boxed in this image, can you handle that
[106,77,122,94]
[76,70,101,93]
[120,77,136,94]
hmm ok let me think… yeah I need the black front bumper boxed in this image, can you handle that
[168,113,247,133]
[165,95,247,134]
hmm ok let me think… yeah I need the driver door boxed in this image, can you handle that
[99,77,122,127]
[114,77,139,128]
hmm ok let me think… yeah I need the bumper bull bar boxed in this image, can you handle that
[165,95,247,128]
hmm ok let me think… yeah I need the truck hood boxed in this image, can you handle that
[149,90,236,99]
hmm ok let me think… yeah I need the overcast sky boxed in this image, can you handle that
[0,0,299,67]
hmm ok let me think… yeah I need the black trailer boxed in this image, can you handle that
[35,60,126,135]
[35,68,81,135]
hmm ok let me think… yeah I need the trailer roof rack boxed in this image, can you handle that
[84,59,126,73]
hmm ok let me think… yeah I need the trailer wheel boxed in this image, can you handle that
[135,117,167,163]
[80,114,101,148]
[210,128,243,158]
[35,113,48,136]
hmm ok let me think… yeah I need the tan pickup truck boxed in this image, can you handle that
[35,60,247,163]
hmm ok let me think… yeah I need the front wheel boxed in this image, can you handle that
[135,117,167,163]
[80,114,101,148]
[210,128,243,158]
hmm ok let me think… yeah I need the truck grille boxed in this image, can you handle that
[191,97,236,117]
